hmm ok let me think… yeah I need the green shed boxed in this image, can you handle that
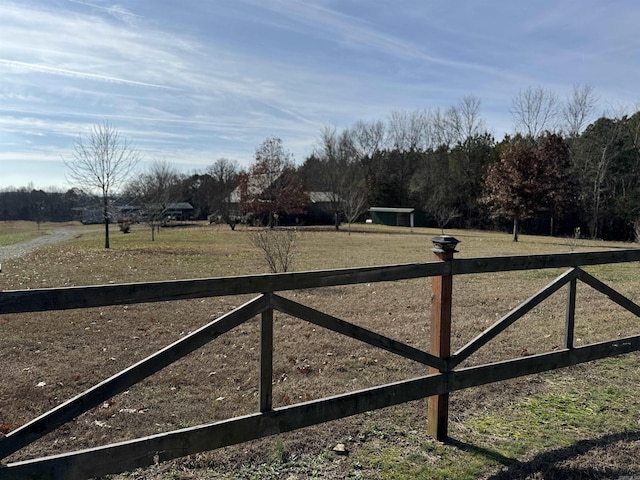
[369,207,416,227]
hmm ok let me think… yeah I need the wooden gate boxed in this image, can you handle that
[2,248,640,479]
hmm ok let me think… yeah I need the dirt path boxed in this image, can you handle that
[0,228,79,262]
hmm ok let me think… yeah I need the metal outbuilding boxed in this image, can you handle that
[369,207,415,227]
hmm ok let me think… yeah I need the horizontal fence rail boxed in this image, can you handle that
[6,334,640,480]
[0,295,270,460]
[0,263,445,314]
[2,248,640,479]
[3,249,640,315]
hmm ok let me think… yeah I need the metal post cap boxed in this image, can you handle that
[431,235,460,253]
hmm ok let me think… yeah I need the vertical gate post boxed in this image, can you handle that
[565,277,577,349]
[428,235,459,441]
[260,299,274,412]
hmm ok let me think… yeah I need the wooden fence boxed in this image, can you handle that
[2,244,640,479]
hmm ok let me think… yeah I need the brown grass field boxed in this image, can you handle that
[1,220,640,479]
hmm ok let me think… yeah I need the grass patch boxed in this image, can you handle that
[355,441,490,480]
[0,231,41,246]
[0,220,54,246]
[464,356,640,477]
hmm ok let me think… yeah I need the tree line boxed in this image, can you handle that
[0,186,89,224]
[3,86,640,242]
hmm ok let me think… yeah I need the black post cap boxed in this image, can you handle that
[431,235,460,253]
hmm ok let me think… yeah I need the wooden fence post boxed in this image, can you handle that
[260,300,274,412]
[565,277,577,349]
[428,235,459,441]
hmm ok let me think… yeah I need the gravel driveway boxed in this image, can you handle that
[0,228,78,263]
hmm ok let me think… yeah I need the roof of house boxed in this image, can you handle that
[229,173,276,203]
[167,202,193,210]
[369,207,415,214]
[308,191,336,203]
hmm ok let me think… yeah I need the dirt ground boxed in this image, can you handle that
[2,223,640,479]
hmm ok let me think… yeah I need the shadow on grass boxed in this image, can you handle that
[450,430,640,479]
[446,438,516,466]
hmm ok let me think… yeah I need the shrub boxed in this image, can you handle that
[119,221,131,234]
[247,227,297,273]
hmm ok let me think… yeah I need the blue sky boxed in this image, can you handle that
[1,0,639,190]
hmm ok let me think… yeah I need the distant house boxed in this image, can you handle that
[165,202,194,221]
[229,171,311,226]
[78,202,193,225]
[369,207,423,228]
[227,173,274,223]
[117,205,141,223]
[118,203,196,223]
[228,185,338,226]
[80,208,105,225]
[306,191,338,225]
[228,185,244,219]
[78,207,116,225]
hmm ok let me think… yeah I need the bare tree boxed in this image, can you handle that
[351,119,386,158]
[125,160,181,240]
[206,158,240,229]
[426,187,461,233]
[446,95,486,145]
[387,109,432,151]
[432,108,454,148]
[511,86,560,138]
[64,121,141,248]
[350,119,386,202]
[562,84,598,138]
[314,126,370,233]
[313,126,358,229]
[341,168,369,235]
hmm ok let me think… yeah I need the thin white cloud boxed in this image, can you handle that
[236,0,530,85]
[2,0,640,189]
[0,59,178,90]
[67,0,143,20]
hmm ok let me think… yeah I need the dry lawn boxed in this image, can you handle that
[1,221,640,479]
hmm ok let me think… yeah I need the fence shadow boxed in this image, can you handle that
[446,438,515,468]
[470,430,640,479]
